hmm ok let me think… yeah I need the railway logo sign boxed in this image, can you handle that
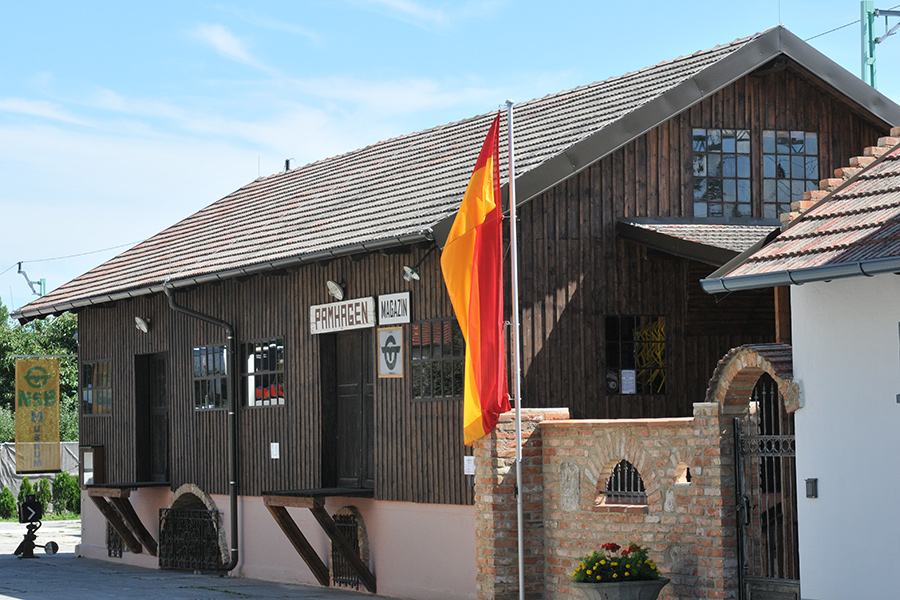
[378,327,403,378]
[15,358,61,473]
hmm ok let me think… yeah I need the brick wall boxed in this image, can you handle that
[474,403,740,600]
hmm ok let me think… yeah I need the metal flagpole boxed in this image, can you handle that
[505,99,525,600]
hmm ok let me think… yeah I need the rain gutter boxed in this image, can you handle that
[700,255,900,294]
[163,284,240,572]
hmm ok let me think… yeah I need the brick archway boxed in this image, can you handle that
[704,343,800,413]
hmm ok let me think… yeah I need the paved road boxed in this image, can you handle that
[0,520,377,600]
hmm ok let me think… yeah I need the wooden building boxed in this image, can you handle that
[13,26,900,600]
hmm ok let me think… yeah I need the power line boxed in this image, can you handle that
[805,4,900,42]
[18,240,143,265]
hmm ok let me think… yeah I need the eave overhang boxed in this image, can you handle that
[11,232,433,323]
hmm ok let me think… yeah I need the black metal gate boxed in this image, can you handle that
[733,374,800,600]
[159,508,222,571]
[331,513,361,589]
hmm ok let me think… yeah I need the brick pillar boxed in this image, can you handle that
[689,401,740,599]
[473,408,570,600]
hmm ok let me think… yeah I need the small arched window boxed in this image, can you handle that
[605,460,647,505]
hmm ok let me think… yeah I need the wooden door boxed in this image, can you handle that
[136,353,169,482]
[333,330,374,489]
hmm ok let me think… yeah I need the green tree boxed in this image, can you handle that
[0,487,15,519]
[0,300,78,442]
[36,477,51,514]
[18,476,32,503]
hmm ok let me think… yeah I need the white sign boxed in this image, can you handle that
[464,456,475,476]
[621,370,636,395]
[378,292,411,325]
[310,297,376,334]
[378,327,403,378]
[270,442,280,460]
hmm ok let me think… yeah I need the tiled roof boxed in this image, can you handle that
[713,145,900,285]
[15,26,899,320]
[624,221,776,253]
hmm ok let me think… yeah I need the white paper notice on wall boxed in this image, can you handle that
[621,370,636,394]
[270,442,280,459]
[464,455,475,475]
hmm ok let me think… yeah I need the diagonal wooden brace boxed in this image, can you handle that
[310,504,377,593]
[264,504,331,586]
[89,496,143,554]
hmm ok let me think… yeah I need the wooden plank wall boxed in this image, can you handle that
[78,64,889,507]
[516,65,887,419]
[79,245,472,505]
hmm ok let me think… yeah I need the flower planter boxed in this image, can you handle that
[572,578,670,600]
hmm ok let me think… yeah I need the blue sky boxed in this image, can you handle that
[2,0,900,312]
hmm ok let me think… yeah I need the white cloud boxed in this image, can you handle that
[213,5,322,43]
[191,23,279,75]
[352,0,508,30]
[0,98,86,125]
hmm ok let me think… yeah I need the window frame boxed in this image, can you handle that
[604,315,666,396]
[192,344,228,410]
[691,128,752,218]
[81,360,113,416]
[763,129,819,218]
[410,318,465,402]
[240,337,285,408]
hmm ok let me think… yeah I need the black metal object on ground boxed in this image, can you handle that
[331,513,360,589]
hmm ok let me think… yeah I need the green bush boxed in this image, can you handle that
[0,408,13,443]
[18,477,32,504]
[36,478,51,515]
[0,487,15,519]
[52,472,80,515]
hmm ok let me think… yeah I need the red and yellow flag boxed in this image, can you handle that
[441,114,510,445]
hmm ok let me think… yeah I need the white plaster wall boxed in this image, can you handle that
[791,274,900,600]
[78,489,476,600]
[76,487,172,569]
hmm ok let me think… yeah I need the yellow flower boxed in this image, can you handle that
[586,570,592,575]
[625,572,630,577]
[600,560,606,565]
[613,574,618,579]
[626,564,631,568]
[612,562,618,566]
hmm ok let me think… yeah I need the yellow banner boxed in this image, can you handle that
[15,358,61,473]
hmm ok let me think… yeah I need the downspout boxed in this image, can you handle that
[163,284,240,572]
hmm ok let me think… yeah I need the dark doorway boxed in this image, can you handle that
[135,353,169,482]
[321,329,374,489]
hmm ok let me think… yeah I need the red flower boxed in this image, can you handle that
[601,543,620,552]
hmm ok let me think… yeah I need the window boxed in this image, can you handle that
[193,345,228,409]
[81,361,112,415]
[605,316,666,395]
[411,319,464,401]
[763,130,818,218]
[692,128,751,217]
[604,460,647,505]
[241,338,284,407]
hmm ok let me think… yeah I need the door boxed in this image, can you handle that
[322,329,374,489]
[734,374,800,600]
[135,353,169,482]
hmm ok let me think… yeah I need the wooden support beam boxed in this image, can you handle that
[109,497,158,556]
[87,487,132,499]
[265,504,331,587]
[310,505,377,594]
[263,494,320,510]
[89,496,142,554]
[775,286,791,344]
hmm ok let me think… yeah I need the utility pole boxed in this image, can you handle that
[861,1,900,89]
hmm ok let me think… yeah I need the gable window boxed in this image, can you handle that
[605,316,666,395]
[692,128,751,217]
[241,338,284,407]
[763,130,819,218]
[81,361,112,415]
[411,319,464,401]
[193,345,228,409]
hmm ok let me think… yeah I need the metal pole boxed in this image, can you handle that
[862,0,877,87]
[506,99,525,600]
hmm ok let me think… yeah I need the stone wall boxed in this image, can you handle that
[474,403,740,600]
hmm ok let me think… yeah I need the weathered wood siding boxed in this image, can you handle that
[79,246,472,504]
[78,64,889,506]
[516,65,887,418]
